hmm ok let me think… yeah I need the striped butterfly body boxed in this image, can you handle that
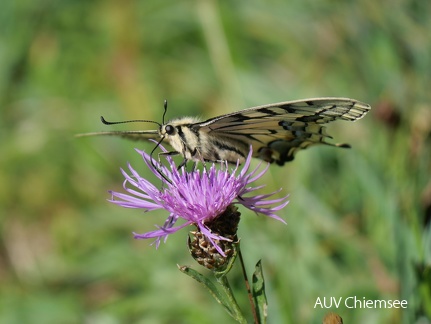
[78,98,370,166]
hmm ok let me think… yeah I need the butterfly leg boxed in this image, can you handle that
[186,147,209,174]
[190,161,198,172]
[152,151,180,183]
[158,151,180,159]
[177,157,189,170]
[157,151,180,167]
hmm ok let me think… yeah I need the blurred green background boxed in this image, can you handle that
[1,0,430,323]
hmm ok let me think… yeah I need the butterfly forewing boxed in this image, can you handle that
[197,98,370,165]
[76,130,159,141]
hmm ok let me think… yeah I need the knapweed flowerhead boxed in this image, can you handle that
[109,145,289,261]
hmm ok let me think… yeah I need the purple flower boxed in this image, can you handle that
[109,146,289,255]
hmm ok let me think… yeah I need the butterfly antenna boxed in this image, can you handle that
[162,99,168,124]
[100,116,161,127]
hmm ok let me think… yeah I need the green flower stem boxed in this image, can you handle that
[215,274,248,323]
[237,248,259,323]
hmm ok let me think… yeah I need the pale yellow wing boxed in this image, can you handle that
[75,130,159,142]
[197,98,370,165]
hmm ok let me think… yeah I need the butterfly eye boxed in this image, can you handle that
[165,125,175,135]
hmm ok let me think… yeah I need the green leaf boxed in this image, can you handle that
[178,265,247,323]
[178,265,228,309]
[252,260,267,324]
